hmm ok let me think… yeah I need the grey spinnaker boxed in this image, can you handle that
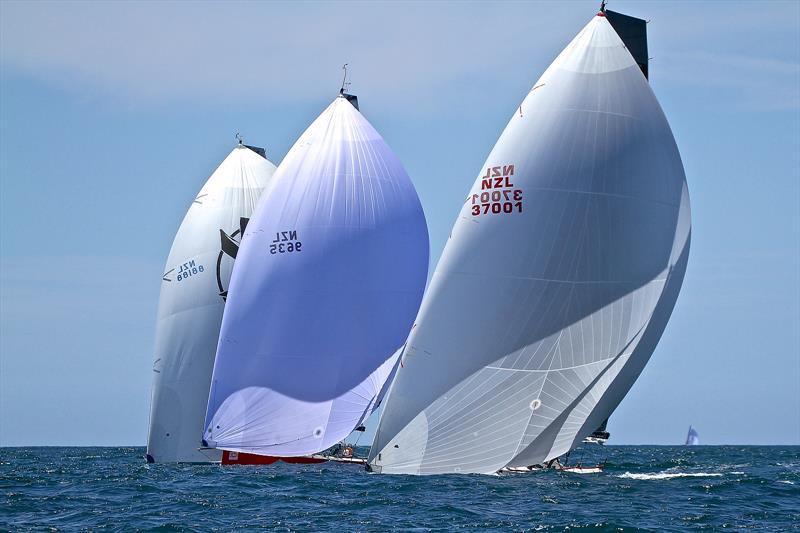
[368,11,690,475]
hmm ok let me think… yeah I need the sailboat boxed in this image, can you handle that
[583,418,610,445]
[368,6,691,475]
[146,141,277,463]
[685,426,700,445]
[202,90,429,465]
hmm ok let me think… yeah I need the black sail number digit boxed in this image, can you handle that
[270,230,302,255]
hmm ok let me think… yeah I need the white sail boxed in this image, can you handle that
[685,426,700,445]
[507,181,690,467]
[368,13,690,475]
[203,96,429,457]
[146,145,277,463]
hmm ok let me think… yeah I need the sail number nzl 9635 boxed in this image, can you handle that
[471,165,523,216]
[270,230,302,254]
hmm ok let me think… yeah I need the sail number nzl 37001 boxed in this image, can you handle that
[471,165,523,216]
[270,230,302,254]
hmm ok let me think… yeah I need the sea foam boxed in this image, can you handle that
[617,471,724,480]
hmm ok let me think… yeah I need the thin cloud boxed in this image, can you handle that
[0,1,576,110]
[657,50,800,111]
[6,1,797,114]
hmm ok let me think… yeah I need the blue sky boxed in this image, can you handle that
[1,0,798,446]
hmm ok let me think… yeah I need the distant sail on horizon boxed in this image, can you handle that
[203,95,429,458]
[685,426,700,445]
[368,10,691,475]
[147,144,277,463]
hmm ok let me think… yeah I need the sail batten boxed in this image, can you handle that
[204,97,428,457]
[368,13,690,475]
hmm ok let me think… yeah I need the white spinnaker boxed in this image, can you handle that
[507,182,690,467]
[368,14,690,475]
[146,146,276,463]
[203,97,429,457]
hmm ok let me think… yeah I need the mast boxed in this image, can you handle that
[339,63,359,109]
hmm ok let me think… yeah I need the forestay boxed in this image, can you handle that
[203,96,429,457]
[368,13,691,475]
[147,145,277,463]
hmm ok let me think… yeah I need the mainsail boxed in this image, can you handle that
[147,144,277,463]
[685,426,700,445]
[368,11,691,474]
[203,95,429,457]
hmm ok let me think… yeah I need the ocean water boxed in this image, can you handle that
[2,446,798,531]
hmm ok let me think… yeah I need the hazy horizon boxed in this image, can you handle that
[1,0,798,447]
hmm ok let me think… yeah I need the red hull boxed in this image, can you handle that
[221,450,327,465]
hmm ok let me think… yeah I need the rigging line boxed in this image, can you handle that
[340,63,350,94]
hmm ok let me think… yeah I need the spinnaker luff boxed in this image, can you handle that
[203,95,429,457]
[147,144,277,463]
[369,11,691,474]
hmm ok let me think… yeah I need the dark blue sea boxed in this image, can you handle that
[2,446,798,531]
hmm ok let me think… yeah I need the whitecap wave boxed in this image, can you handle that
[617,471,724,480]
